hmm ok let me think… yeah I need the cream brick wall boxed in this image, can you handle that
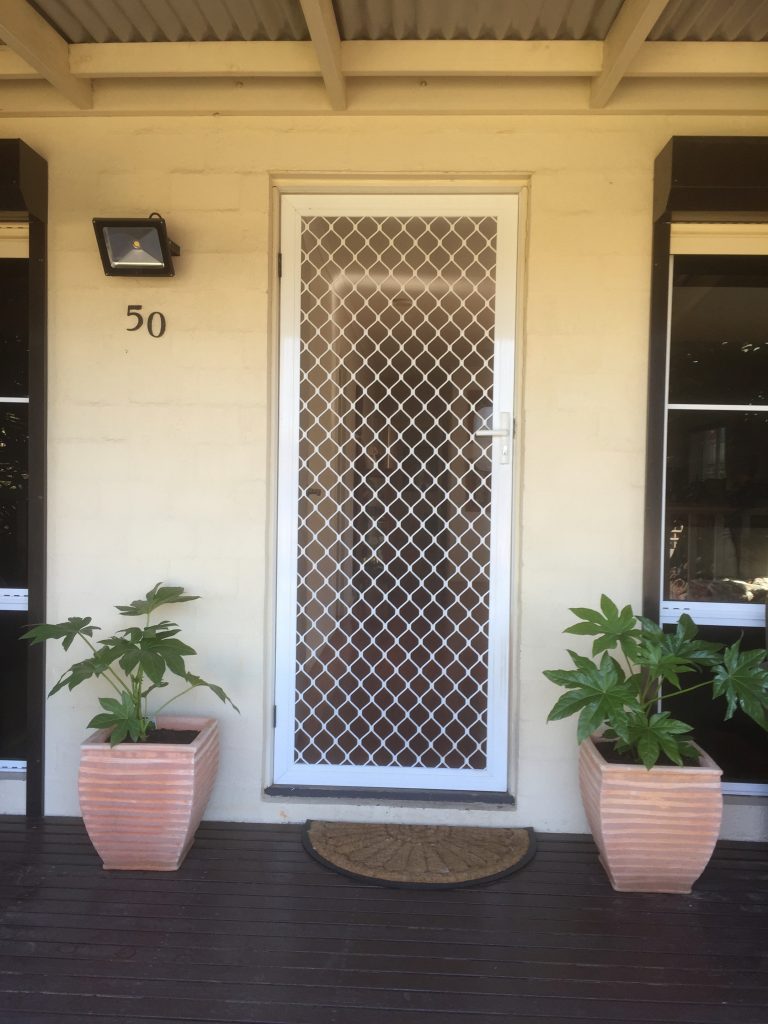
[2,113,767,837]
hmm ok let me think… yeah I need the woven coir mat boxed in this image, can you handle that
[302,820,536,889]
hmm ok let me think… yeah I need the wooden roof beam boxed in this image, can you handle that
[0,0,91,108]
[299,0,346,110]
[591,0,669,108]
[59,40,768,82]
[1,76,767,117]
[68,41,319,79]
[1,37,767,89]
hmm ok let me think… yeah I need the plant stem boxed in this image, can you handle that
[153,688,193,717]
[621,651,636,681]
[641,677,713,710]
[79,633,129,698]
[133,667,145,724]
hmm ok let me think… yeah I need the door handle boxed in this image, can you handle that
[474,412,511,464]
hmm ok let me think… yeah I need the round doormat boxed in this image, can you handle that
[302,820,536,889]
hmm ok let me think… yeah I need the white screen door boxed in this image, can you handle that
[274,194,517,791]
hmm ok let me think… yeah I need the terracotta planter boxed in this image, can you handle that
[579,734,723,894]
[78,715,219,871]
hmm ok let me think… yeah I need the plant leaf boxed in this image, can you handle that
[108,722,129,746]
[47,651,111,696]
[142,680,170,698]
[547,689,598,721]
[564,597,641,659]
[712,642,768,729]
[31,586,238,730]
[164,653,188,678]
[545,652,640,743]
[633,643,695,690]
[116,583,199,617]
[22,617,98,652]
[637,733,660,770]
[138,649,165,685]
[186,673,240,712]
[620,711,695,769]
[87,691,147,746]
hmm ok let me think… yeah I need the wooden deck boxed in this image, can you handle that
[0,817,766,1024]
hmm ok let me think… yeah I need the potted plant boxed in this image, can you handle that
[544,596,768,893]
[24,583,239,871]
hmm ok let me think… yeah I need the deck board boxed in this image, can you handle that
[0,818,766,1023]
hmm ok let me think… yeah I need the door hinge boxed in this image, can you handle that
[273,704,278,728]
[277,252,282,278]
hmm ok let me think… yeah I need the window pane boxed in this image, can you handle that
[0,259,28,398]
[0,403,28,587]
[665,409,768,604]
[666,625,768,786]
[669,256,768,406]
[0,612,27,760]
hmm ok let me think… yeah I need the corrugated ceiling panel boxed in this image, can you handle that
[649,0,768,41]
[31,0,628,43]
[332,0,625,41]
[29,0,309,43]
[27,0,768,46]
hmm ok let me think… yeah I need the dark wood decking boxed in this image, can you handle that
[0,818,766,1024]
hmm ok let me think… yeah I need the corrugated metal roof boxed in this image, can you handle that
[26,0,768,45]
[649,0,768,42]
[29,0,309,43]
[332,0,624,41]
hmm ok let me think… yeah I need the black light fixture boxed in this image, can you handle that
[93,212,180,276]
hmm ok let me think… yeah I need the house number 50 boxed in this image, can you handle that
[126,304,167,338]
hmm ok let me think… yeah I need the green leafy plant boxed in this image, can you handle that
[23,583,239,746]
[544,595,768,769]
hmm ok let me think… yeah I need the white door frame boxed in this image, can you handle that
[273,193,518,791]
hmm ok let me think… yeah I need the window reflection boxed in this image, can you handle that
[665,411,768,605]
[0,404,28,587]
[669,256,768,407]
[0,259,28,398]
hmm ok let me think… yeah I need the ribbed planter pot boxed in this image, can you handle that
[579,734,723,894]
[78,715,219,871]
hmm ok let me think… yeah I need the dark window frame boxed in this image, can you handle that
[0,141,47,817]
[645,137,768,790]
[645,138,768,624]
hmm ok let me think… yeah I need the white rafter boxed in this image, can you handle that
[299,0,346,110]
[0,0,91,108]
[591,0,670,108]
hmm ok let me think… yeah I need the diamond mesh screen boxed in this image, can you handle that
[294,214,497,769]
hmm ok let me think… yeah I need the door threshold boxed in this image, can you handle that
[265,784,515,807]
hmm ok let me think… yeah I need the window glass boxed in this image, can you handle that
[669,256,768,407]
[0,612,27,760]
[0,259,28,397]
[665,410,768,605]
[657,222,768,789]
[0,404,27,588]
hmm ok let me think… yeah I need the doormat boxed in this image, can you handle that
[302,821,536,889]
